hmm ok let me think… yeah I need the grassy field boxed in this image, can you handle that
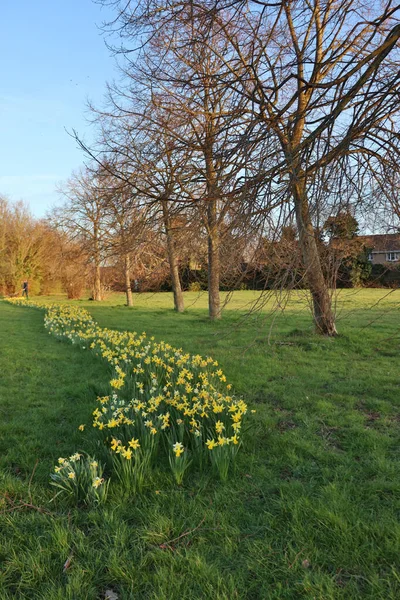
[0,289,399,599]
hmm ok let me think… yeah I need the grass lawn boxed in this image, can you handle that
[0,289,399,599]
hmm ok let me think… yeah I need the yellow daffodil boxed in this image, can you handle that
[92,477,104,488]
[173,442,184,457]
[128,438,140,450]
[110,438,120,451]
[122,448,132,460]
[215,420,225,434]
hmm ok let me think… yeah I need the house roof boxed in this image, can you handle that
[357,234,400,252]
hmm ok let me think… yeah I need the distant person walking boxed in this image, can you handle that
[22,280,29,299]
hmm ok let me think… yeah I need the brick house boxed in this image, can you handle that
[357,234,400,265]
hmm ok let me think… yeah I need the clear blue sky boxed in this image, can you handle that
[0,0,118,217]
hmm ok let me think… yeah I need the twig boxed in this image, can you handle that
[28,459,39,504]
[0,493,54,516]
[288,548,305,569]
[159,516,206,549]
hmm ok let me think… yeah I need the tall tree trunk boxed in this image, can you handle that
[204,144,221,320]
[92,228,103,301]
[293,180,337,336]
[207,198,221,320]
[124,253,133,307]
[93,261,102,301]
[161,200,184,313]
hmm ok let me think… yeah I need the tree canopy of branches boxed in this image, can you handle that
[90,0,400,334]
[54,169,112,301]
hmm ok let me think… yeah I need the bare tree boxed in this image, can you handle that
[92,5,252,319]
[55,169,110,300]
[76,108,192,312]
[94,166,152,307]
[119,121,191,313]
[206,0,400,334]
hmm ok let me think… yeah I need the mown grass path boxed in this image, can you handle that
[0,291,399,599]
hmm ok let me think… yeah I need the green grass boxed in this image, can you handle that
[0,289,400,599]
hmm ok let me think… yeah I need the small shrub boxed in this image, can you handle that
[188,281,202,292]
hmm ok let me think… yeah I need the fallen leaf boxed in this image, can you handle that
[63,554,73,572]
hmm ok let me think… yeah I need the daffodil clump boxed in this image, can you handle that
[6,297,249,484]
[50,453,109,506]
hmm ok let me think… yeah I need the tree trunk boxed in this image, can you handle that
[161,200,185,313]
[92,227,103,301]
[293,181,337,336]
[93,262,103,301]
[204,141,221,320]
[207,198,221,320]
[124,253,133,307]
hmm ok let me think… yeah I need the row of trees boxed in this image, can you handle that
[0,192,395,305]
[64,0,400,335]
[9,0,400,335]
[0,192,249,301]
[52,166,255,304]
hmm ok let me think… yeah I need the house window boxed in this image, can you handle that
[386,252,400,262]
